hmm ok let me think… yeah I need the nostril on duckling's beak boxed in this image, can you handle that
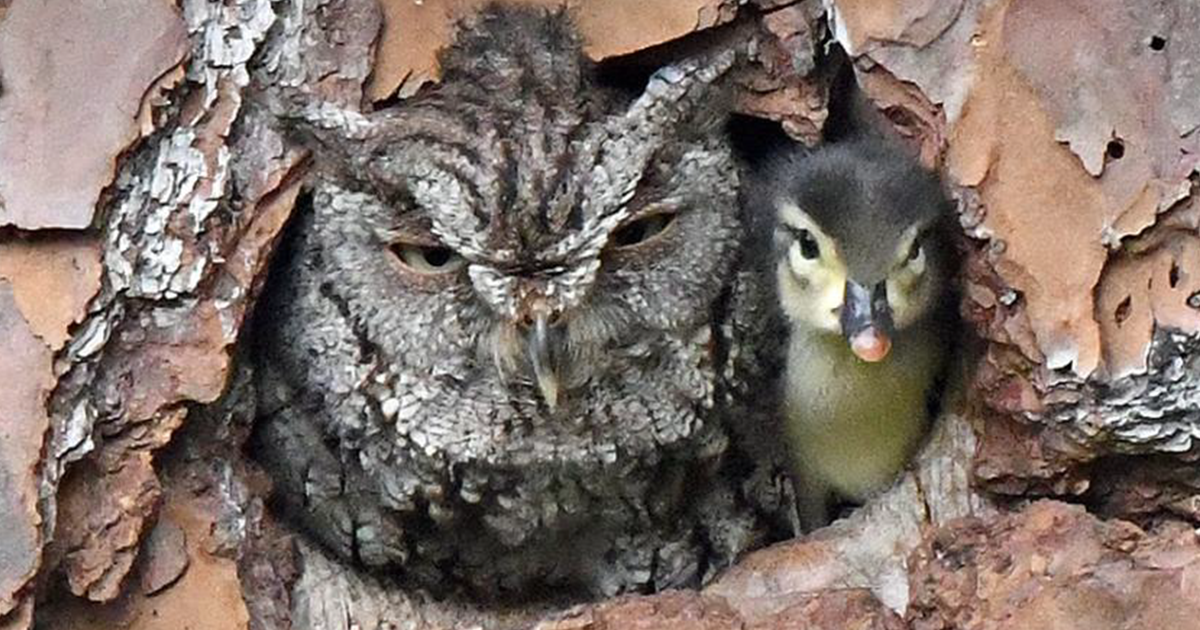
[840,280,894,363]
[525,309,564,411]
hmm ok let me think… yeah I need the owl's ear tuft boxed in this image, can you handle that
[617,49,738,149]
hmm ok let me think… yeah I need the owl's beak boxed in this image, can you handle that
[527,311,563,411]
[841,280,894,363]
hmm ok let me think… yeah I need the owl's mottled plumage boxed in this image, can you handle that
[252,6,772,600]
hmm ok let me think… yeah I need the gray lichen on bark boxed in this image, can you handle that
[1044,331,1200,454]
[38,0,304,607]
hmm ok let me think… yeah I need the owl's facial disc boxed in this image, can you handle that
[504,205,687,412]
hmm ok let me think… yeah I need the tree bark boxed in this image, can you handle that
[1,0,1198,629]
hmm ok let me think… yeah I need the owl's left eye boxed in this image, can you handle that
[611,212,677,249]
[390,242,465,275]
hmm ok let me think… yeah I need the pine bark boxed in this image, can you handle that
[1,0,1198,629]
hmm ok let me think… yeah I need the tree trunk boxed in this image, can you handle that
[1,0,1198,629]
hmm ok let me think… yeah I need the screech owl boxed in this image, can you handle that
[251,5,779,600]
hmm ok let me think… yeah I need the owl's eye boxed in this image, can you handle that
[793,228,820,260]
[611,212,677,248]
[390,242,465,275]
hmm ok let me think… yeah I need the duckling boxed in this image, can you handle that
[752,137,955,529]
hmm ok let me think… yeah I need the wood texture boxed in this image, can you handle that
[0,0,1196,628]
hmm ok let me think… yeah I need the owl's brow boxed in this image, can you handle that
[621,200,683,224]
[613,144,693,218]
[534,120,588,232]
[377,100,482,146]
[377,210,441,242]
[366,102,500,214]
[365,144,492,229]
[422,158,482,208]
[385,132,484,173]
[578,52,735,223]
[378,227,444,248]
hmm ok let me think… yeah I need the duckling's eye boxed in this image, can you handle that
[905,236,928,266]
[390,242,465,274]
[612,212,676,248]
[901,236,927,275]
[907,239,923,262]
[794,228,820,260]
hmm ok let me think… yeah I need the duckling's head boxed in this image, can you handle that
[759,140,951,362]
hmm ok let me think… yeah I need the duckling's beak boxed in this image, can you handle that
[841,280,894,363]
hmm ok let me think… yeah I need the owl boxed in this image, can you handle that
[251,5,774,600]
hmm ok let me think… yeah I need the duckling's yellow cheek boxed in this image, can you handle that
[888,278,909,320]
[887,270,925,327]
[811,275,845,330]
[780,255,843,332]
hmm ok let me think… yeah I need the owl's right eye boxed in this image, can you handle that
[611,212,677,249]
[390,242,465,275]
